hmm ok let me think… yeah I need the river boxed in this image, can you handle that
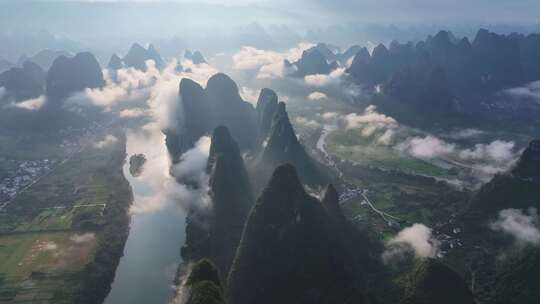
[104,129,186,304]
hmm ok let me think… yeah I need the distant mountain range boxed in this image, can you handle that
[342,29,540,130]
[108,43,165,71]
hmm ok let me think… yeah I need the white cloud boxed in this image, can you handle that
[383,223,440,264]
[491,208,540,245]
[171,136,211,184]
[295,116,320,129]
[307,91,327,100]
[505,80,540,99]
[343,105,396,129]
[400,135,456,159]
[119,107,149,118]
[304,68,345,87]
[94,134,118,149]
[126,128,211,216]
[239,86,259,105]
[232,43,314,79]
[459,140,516,163]
[67,58,219,132]
[377,129,395,145]
[10,95,46,110]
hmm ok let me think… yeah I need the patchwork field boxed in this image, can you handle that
[338,162,470,240]
[0,232,96,303]
[326,129,454,178]
[0,127,132,303]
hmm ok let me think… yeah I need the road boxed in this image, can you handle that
[315,127,403,224]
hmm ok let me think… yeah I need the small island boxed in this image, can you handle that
[129,154,146,177]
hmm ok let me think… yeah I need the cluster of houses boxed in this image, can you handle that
[0,159,58,206]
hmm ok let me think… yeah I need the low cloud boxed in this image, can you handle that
[9,95,46,110]
[119,108,149,118]
[126,128,211,216]
[232,43,314,79]
[505,80,540,100]
[491,208,540,245]
[343,105,397,130]
[94,134,118,149]
[399,135,456,159]
[295,116,320,129]
[239,86,259,105]
[67,58,218,131]
[321,105,519,184]
[304,68,345,87]
[459,140,516,163]
[383,223,440,264]
[307,91,327,100]
[377,129,395,145]
[171,136,211,185]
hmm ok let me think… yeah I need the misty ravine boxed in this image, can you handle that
[104,129,187,304]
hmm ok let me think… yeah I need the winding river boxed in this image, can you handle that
[104,129,186,304]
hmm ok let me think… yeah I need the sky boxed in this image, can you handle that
[1,0,539,61]
[46,0,540,25]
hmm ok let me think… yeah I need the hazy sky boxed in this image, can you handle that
[6,0,540,25]
[1,0,539,60]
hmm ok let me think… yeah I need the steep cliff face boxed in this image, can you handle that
[206,126,254,278]
[0,61,45,102]
[227,164,364,304]
[166,73,257,160]
[512,139,540,181]
[46,52,104,107]
[205,73,257,149]
[181,126,253,280]
[258,102,328,187]
[255,88,278,146]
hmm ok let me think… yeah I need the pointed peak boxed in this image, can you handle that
[322,184,338,205]
[208,126,242,173]
[186,259,221,287]
[129,43,145,52]
[108,53,124,70]
[266,164,304,194]
[373,43,389,56]
[211,126,234,148]
[256,88,278,109]
[322,184,344,219]
[512,139,540,180]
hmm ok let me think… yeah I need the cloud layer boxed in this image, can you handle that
[232,43,313,79]
[383,223,440,264]
[491,208,540,245]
